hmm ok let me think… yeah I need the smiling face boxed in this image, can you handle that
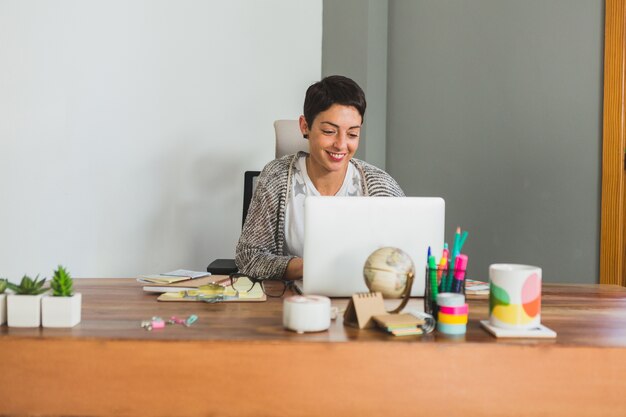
[299,104,361,179]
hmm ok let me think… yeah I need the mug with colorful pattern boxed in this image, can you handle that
[489,264,542,329]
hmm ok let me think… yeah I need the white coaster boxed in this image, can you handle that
[480,320,557,338]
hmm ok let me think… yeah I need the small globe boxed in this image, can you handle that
[363,247,415,298]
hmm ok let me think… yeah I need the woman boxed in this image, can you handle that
[235,75,404,280]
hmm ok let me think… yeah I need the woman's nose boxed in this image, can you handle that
[333,132,347,149]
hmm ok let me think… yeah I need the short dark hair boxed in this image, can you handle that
[303,75,367,128]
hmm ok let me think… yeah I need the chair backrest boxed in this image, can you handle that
[241,120,308,228]
[274,120,309,158]
[242,170,260,227]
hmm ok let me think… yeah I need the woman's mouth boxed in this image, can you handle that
[326,151,346,162]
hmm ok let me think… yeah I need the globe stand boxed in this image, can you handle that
[387,271,414,314]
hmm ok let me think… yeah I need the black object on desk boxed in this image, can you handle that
[207,258,238,275]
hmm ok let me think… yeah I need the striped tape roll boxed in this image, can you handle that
[437,322,467,335]
[438,312,468,325]
[439,304,469,315]
[436,292,465,307]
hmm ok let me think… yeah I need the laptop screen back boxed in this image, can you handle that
[302,196,445,297]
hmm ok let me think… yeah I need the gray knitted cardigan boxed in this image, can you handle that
[235,152,405,279]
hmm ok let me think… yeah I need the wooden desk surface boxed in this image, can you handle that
[1,279,626,417]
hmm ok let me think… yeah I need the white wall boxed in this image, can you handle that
[0,0,322,279]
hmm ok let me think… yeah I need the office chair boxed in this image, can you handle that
[274,120,309,158]
[207,120,308,274]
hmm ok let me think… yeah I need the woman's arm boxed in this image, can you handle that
[235,167,294,279]
[283,257,303,280]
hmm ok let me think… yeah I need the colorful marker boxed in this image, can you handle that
[439,243,449,292]
[428,255,438,301]
[451,254,468,293]
[444,228,460,292]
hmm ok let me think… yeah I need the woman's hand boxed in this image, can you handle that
[283,257,303,280]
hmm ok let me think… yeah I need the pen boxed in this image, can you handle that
[428,255,438,302]
[451,254,468,293]
[437,252,448,282]
[439,243,449,292]
[458,230,468,253]
[446,227,461,292]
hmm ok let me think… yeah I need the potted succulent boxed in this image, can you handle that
[7,275,48,327]
[42,265,81,328]
[0,279,7,325]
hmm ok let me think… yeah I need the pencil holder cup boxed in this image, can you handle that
[424,267,467,317]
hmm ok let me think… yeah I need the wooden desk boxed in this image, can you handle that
[1,280,625,417]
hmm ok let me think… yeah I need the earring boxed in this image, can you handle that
[303,134,309,139]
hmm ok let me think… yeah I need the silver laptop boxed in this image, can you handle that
[299,196,445,297]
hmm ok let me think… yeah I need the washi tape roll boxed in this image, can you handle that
[438,312,468,325]
[439,304,469,315]
[437,292,465,307]
[437,322,467,335]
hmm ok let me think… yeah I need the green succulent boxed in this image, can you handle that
[7,274,48,295]
[51,265,74,297]
[0,278,7,294]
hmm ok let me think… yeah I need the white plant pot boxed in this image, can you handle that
[42,293,81,328]
[0,294,6,325]
[7,294,43,327]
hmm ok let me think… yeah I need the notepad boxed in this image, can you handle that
[372,313,425,329]
[138,270,211,284]
[157,277,266,302]
[161,269,211,279]
[142,275,230,293]
[139,275,193,284]
[372,313,425,336]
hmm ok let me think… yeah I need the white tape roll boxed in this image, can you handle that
[437,292,465,307]
[283,295,331,334]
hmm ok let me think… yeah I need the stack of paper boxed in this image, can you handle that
[142,276,229,293]
[465,279,489,296]
[137,270,211,285]
[372,313,425,337]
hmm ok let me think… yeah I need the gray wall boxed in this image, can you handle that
[322,0,388,169]
[386,0,604,283]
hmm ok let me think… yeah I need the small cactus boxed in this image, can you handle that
[51,265,74,297]
[0,278,7,294]
[7,275,48,295]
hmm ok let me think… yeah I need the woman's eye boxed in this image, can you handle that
[322,130,335,135]
[349,133,359,139]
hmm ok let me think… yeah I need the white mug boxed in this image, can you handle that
[489,264,542,330]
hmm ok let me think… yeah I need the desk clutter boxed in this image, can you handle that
[141,315,198,331]
[343,291,436,336]
[135,242,556,339]
[337,226,556,339]
[138,271,266,302]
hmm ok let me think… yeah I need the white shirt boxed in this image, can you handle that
[284,155,363,257]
